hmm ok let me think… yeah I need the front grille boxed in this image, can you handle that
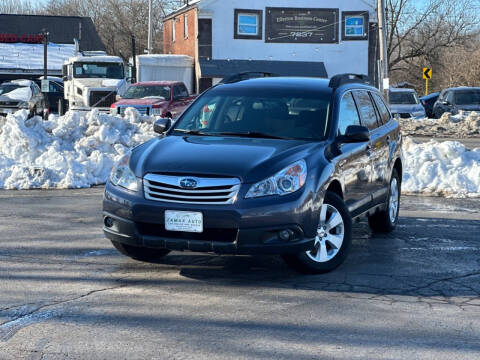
[89,91,116,107]
[0,101,19,108]
[137,222,238,242]
[144,174,241,205]
[119,106,150,115]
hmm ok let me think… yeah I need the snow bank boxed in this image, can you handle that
[0,110,479,198]
[402,137,480,198]
[401,111,480,137]
[4,87,31,101]
[0,109,156,189]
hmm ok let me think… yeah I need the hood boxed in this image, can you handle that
[0,87,31,102]
[115,98,169,106]
[131,135,325,183]
[75,78,124,89]
[390,103,424,114]
[455,105,480,112]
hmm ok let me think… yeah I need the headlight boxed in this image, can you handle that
[245,160,307,199]
[110,154,139,192]
[18,101,29,109]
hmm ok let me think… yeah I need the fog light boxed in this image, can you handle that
[279,229,293,241]
[104,217,114,228]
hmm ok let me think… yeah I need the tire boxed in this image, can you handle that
[282,191,352,274]
[368,169,401,233]
[111,240,170,262]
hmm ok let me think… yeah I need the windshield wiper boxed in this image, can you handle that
[172,129,213,136]
[215,131,292,140]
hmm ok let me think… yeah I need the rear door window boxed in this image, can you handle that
[354,90,380,130]
[337,92,361,136]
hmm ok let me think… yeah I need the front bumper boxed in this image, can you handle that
[103,182,319,255]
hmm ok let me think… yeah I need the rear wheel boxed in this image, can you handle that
[283,191,352,274]
[111,241,170,262]
[368,169,400,233]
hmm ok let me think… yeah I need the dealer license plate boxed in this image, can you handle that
[165,210,203,233]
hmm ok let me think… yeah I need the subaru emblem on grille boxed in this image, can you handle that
[179,178,198,189]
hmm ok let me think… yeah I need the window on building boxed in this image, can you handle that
[184,14,189,39]
[234,9,263,40]
[172,19,176,42]
[342,11,369,41]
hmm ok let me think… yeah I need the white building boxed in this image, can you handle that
[163,0,378,92]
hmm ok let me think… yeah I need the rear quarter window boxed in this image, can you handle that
[371,92,391,124]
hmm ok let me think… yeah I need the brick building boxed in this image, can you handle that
[163,0,378,93]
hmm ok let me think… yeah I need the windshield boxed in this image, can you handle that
[389,91,419,105]
[123,85,171,100]
[455,90,480,105]
[0,84,21,96]
[172,93,330,140]
[73,62,124,79]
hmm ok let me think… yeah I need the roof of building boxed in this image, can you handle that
[163,0,201,20]
[0,14,105,52]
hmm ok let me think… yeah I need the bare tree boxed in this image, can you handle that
[0,0,40,14]
[386,0,478,73]
[43,0,179,59]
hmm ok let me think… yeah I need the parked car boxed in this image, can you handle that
[103,74,403,274]
[110,81,196,118]
[432,87,480,118]
[419,92,439,118]
[35,76,65,115]
[389,88,426,119]
[0,79,45,117]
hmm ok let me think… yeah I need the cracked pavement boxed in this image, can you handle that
[0,188,479,359]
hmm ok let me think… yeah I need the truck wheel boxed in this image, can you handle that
[282,191,352,274]
[368,169,401,233]
[58,99,65,116]
[111,240,171,262]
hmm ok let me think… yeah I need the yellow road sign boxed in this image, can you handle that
[423,68,432,80]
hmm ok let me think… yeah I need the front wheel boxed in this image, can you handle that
[283,191,352,274]
[111,241,171,262]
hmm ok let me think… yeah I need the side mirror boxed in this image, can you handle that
[343,125,370,143]
[153,118,172,134]
[62,76,68,82]
[115,95,122,101]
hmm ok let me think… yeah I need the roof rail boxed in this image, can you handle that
[328,74,371,89]
[220,71,278,84]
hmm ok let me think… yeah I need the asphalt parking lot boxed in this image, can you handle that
[0,188,479,359]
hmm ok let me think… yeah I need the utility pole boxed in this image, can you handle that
[377,0,389,101]
[42,29,50,118]
[147,0,153,54]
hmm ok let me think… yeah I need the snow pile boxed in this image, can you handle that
[0,42,75,70]
[402,137,480,198]
[0,109,156,189]
[401,111,480,137]
[3,87,31,101]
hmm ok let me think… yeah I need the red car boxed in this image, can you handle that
[110,81,196,118]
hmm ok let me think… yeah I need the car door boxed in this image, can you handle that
[352,90,383,204]
[370,91,393,204]
[335,91,372,216]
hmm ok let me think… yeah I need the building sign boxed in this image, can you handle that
[341,11,369,41]
[265,8,339,44]
[0,34,45,43]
